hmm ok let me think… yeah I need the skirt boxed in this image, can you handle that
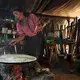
[23,31,44,58]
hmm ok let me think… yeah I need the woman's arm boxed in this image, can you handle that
[9,34,25,46]
[30,13,43,33]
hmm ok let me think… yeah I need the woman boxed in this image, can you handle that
[10,6,44,58]
[9,6,47,77]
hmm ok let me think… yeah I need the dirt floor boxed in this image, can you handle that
[51,68,80,80]
[55,74,80,80]
[40,57,80,80]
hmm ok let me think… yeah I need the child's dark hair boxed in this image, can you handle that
[11,6,30,17]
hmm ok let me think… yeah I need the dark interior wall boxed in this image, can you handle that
[0,0,10,18]
[0,0,8,8]
[0,0,25,7]
[7,0,25,7]
[0,0,25,18]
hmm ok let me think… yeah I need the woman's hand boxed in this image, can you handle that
[9,34,25,46]
[9,40,17,46]
[34,23,43,33]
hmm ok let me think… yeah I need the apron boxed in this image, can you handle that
[23,31,44,58]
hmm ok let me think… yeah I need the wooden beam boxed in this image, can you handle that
[35,13,76,19]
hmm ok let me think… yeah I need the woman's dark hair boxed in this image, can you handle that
[11,6,30,17]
